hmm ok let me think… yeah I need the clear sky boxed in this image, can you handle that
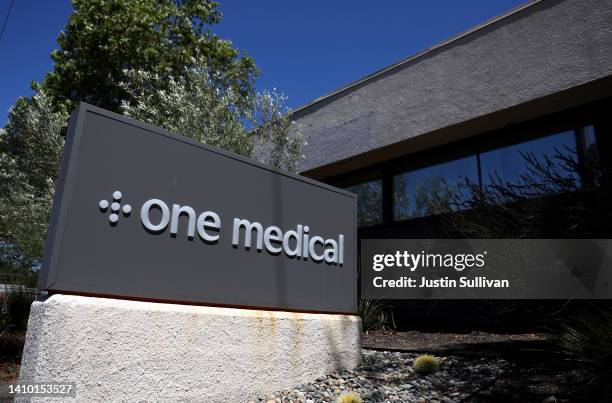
[0,0,526,125]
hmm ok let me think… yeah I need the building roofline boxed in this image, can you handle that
[290,0,543,117]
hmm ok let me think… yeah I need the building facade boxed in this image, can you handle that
[292,0,612,328]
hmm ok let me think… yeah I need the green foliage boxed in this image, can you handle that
[413,354,439,375]
[1,68,302,263]
[0,91,68,262]
[120,62,252,157]
[251,89,304,173]
[0,1,302,265]
[120,57,304,171]
[358,297,393,332]
[336,391,363,403]
[43,0,257,113]
[554,304,612,383]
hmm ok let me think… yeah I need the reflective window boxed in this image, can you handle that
[393,156,478,220]
[576,125,598,164]
[480,130,580,193]
[351,125,597,224]
[346,180,383,226]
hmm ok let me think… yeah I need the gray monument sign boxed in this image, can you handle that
[39,103,357,314]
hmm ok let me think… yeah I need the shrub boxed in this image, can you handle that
[413,354,439,375]
[337,391,363,403]
[358,297,394,332]
[554,304,612,383]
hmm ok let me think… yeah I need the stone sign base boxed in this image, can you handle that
[19,294,362,402]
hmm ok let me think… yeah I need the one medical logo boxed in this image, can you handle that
[94,190,344,265]
[98,190,132,224]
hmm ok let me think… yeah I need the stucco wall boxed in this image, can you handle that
[293,0,612,174]
[19,294,361,402]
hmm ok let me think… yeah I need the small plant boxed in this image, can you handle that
[553,303,612,384]
[358,297,394,332]
[413,354,439,375]
[337,391,363,403]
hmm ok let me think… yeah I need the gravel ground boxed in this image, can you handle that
[251,349,511,403]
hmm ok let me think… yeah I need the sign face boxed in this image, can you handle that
[39,103,357,314]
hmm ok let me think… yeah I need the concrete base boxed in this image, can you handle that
[19,294,361,402]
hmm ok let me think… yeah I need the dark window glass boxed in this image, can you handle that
[346,180,383,227]
[480,130,580,194]
[393,156,479,220]
[576,125,598,164]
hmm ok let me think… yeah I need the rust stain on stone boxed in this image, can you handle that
[290,312,303,364]
[267,312,276,339]
[255,316,264,343]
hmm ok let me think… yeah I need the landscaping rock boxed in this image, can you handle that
[251,349,510,402]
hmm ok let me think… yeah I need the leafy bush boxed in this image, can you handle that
[337,391,363,403]
[413,354,439,375]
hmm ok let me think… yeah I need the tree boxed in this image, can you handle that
[0,1,302,268]
[0,90,68,266]
[43,0,257,113]
[251,89,304,173]
[1,62,303,267]
[119,62,252,157]
[119,58,304,172]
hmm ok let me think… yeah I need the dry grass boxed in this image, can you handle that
[0,332,25,382]
[0,361,20,382]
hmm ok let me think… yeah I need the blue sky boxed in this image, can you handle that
[0,0,525,125]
